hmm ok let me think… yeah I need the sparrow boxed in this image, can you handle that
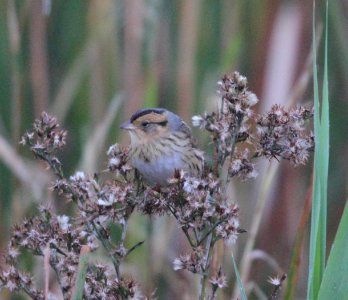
[121,108,204,185]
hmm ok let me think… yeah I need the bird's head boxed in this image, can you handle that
[121,108,185,144]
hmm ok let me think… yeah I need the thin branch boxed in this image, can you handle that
[199,233,214,300]
[126,240,145,257]
[167,203,196,247]
[91,222,120,278]
[197,219,226,247]
[182,227,196,248]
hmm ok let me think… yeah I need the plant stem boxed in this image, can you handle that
[199,233,213,300]
[167,203,197,247]
[213,143,219,177]
[121,219,128,242]
[197,220,225,246]
[71,245,90,300]
[182,227,196,247]
[91,222,120,278]
[126,240,145,256]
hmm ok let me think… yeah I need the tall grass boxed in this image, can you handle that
[307,1,329,298]
[231,252,247,300]
[312,3,348,297]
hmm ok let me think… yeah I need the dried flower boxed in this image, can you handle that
[172,247,205,273]
[245,92,259,107]
[255,105,314,165]
[210,268,227,289]
[57,215,70,231]
[229,149,258,181]
[268,276,282,286]
[107,143,132,176]
[268,274,287,299]
[193,72,260,168]
[70,171,86,182]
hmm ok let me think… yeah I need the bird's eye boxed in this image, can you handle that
[141,121,150,127]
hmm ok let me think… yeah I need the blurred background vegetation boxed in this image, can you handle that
[0,0,347,299]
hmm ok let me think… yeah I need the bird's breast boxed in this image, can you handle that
[131,150,185,185]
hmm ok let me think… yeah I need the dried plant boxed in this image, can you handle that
[0,72,313,299]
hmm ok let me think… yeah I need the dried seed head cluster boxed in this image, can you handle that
[193,72,314,179]
[0,265,43,299]
[107,144,132,176]
[5,110,245,298]
[193,72,258,152]
[173,246,205,273]
[140,170,241,246]
[20,112,67,177]
[255,104,314,165]
[2,113,145,299]
[1,72,313,299]
[3,206,91,299]
[53,171,136,227]
[84,273,143,300]
[192,72,259,180]
[136,168,242,287]
[2,204,142,300]
[228,149,257,180]
[209,268,227,290]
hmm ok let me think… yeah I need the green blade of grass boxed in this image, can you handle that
[318,200,348,299]
[319,0,329,264]
[231,252,248,300]
[307,1,321,297]
[307,1,329,299]
[308,180,322,299]
[72,245,90,300]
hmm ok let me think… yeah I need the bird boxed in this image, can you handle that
[120,108,204,186]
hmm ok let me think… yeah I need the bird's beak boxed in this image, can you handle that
[120,120,136,130]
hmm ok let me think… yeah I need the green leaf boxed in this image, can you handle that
[318,200,348,299]
[307,1,329,299]
[72,245,90,300]
[318,0,330,290]
[232,252,248,300]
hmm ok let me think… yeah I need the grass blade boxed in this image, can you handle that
[307,1,329,299]
[72,245,90,300]
[319,0,329,258]
[232,252,248,300]
[307,2,321,295]
[318,200,348,299]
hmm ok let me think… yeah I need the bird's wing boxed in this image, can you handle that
[179,120,201,147]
